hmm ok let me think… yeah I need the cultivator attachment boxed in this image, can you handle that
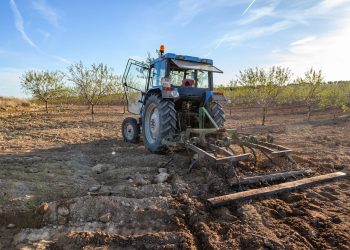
[162,107,348,206]
[165,107,294,168]
[163,126,293,170]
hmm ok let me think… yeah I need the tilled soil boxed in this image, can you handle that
[0,105,349,250]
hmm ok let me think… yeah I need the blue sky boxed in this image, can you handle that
[1,0,350,97]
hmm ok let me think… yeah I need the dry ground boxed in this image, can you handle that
[0,104,349,250]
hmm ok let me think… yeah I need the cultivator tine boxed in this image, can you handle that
[161,158,174,168]
[231,165,242,191]
[260,149,277,165]
[242,146,257,165]
[188,154,199,172]
[286,155,297,165]
[237,136,293,164]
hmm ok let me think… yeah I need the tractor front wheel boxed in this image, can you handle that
[142,94,177,153]
[122,117,140,143]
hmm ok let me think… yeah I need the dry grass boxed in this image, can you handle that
[0,96,31,110]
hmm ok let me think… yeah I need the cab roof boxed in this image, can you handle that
[151,53,214,66]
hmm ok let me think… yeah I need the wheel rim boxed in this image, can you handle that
[124,123,135,141]
[145,103,159,144]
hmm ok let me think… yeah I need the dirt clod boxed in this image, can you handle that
[88,186,101,192]
[154,172,170,183]
[158,167,167,173]
[37,203,49,215]
[57,215,67,225]
[99,212,112,223]
[92,164,108,174]
[57,206,69,217]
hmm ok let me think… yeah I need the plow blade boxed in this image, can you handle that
[208,171,347,207]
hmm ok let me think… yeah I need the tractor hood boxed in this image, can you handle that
[171,59,223,73]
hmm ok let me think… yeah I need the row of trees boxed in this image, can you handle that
[21,62,122,119]
[220,67,350,125]
[22,62,350,123]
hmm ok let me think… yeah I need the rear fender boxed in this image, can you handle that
[204,91,227,104]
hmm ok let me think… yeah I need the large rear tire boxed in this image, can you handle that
[142,94,177,153]
[206,102,225,128]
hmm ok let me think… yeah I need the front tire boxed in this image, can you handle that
[122,117,140,143]
[142,94,177,153]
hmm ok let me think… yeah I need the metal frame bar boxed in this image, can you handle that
[229,169,312,186]
[208,172,347,206]
[199,107,219,129]
[242,141,292,156]
[185,142,250,164]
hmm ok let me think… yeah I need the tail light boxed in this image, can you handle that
[162,77,173,90]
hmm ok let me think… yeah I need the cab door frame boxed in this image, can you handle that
[122,59,150,114]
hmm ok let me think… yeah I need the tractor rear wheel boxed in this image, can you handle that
[142,94,177,153]
[122,117,140,143]
[206,102,225,128]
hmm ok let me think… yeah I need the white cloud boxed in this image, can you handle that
[290,36,316,46]
[214,0,350,50]
[175,0,247,26]
[9,0,38,49]
[280,0,349,24]
[215,20,290,48]
[238,5,276,25]
[32,0,60,28]
[52,55,72,64]
[271,19,350,81]
[312,0,349,14]
[37,29,51,42]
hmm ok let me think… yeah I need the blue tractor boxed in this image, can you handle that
[121,46,346,207]
[122,45,226,153]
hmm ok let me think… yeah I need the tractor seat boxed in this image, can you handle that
[182,79,195,87]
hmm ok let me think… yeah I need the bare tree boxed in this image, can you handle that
[68,61,116,119]
[297,68,324,120]
[21,70,65,113]
[320,81,349,119]
[236,66,292,125]
[109,74,125,113]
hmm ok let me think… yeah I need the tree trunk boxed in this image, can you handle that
[262,107,267,126]
[91,104,94,120]
[307,105,311,120]
[45,100,48,114]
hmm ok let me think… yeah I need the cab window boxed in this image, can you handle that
[169,69,210,88]
[152,60,166,86]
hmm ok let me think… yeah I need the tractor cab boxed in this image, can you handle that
[122,46,224,116]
